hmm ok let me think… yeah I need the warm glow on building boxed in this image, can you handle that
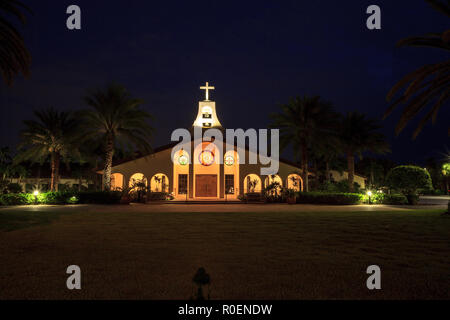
[105,81,347,201]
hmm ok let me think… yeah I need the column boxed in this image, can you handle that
[189,140,194,199]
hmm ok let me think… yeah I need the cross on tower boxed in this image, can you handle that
[200,82,215,101]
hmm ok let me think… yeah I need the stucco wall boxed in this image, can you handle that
[110,145,304,197]
[111,148,174,192]
[110,146,365,197]
[329,170,366,189]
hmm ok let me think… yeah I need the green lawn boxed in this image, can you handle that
[0,206,449,299]
[0,210,68,232]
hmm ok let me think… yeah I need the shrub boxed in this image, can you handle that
[386,166,432,204]
[241,192,263,202]
[296,192,363,205]
[263,194,284,203]
[0,193,33,206]
[0,191,121,206]
[39,191,76,205]
[364,192,408,205]
[67,195,79,204]
[364,192,384,204]
[148,192,170,201]
[383,194,408,205]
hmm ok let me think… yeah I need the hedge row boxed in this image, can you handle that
[296,192,364,205]
[0,191,410,206]
[368,193,408,205]
[0,191,122,206]
[295,192,408,205]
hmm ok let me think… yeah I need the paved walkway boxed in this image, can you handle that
[0,196,447,213]
[0,201,447,214]
[419,195,450,206]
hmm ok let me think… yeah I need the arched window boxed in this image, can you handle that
[129,173,147,191]
[287,173,303,192]
[244,174,262,193]
[151,173,169,193]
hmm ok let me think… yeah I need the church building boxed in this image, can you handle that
[108,83,365,200]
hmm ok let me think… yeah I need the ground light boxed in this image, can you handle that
[69,196,78,204]
[367,190,372,204]
[33,190,39,205]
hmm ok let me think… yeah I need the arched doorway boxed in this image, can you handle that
[264,174,283,195]
[224,150,240,199]
[129,173,148,190]
[173,150,189,199]
[193,142,220,198]
[111,173,124,190]
[129,173,148,202]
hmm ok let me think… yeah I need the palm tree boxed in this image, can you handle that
[339,112,390,192]
[310,130,342,185]
[15,108,79,191]
[385,0,450,138]
[79,83,153,190]
[271,96,339,191]
[0,0,32,86]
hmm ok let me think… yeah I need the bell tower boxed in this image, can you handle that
[192,82,223,129]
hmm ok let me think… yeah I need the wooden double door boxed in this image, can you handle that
[195,174,218,197]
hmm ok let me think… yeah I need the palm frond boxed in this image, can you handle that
[0,0,31,86]
[425,0,450,17]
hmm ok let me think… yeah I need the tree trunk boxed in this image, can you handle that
[347,151,355,192]
[301,141,309,192]
[370,161,374,189]
[50,152,60,192]
[313,160,318,190]
[325,161,330,183]
[103,135,115,190]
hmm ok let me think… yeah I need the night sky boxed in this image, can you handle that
[0,0,448,164]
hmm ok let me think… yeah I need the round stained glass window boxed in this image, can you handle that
[199,150,215,166]
[178,154,188,166]
[224,155,234,166]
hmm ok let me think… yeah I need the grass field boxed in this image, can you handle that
[0,205,449,299]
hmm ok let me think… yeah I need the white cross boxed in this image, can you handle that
[200,82,215,101]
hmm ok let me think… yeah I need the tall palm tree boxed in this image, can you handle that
[79,83,153,190]
[15,108,79,191]
[0,0,32,86]
[339,112,390,192]
[385,0,450,138]
[270,96,339,192]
